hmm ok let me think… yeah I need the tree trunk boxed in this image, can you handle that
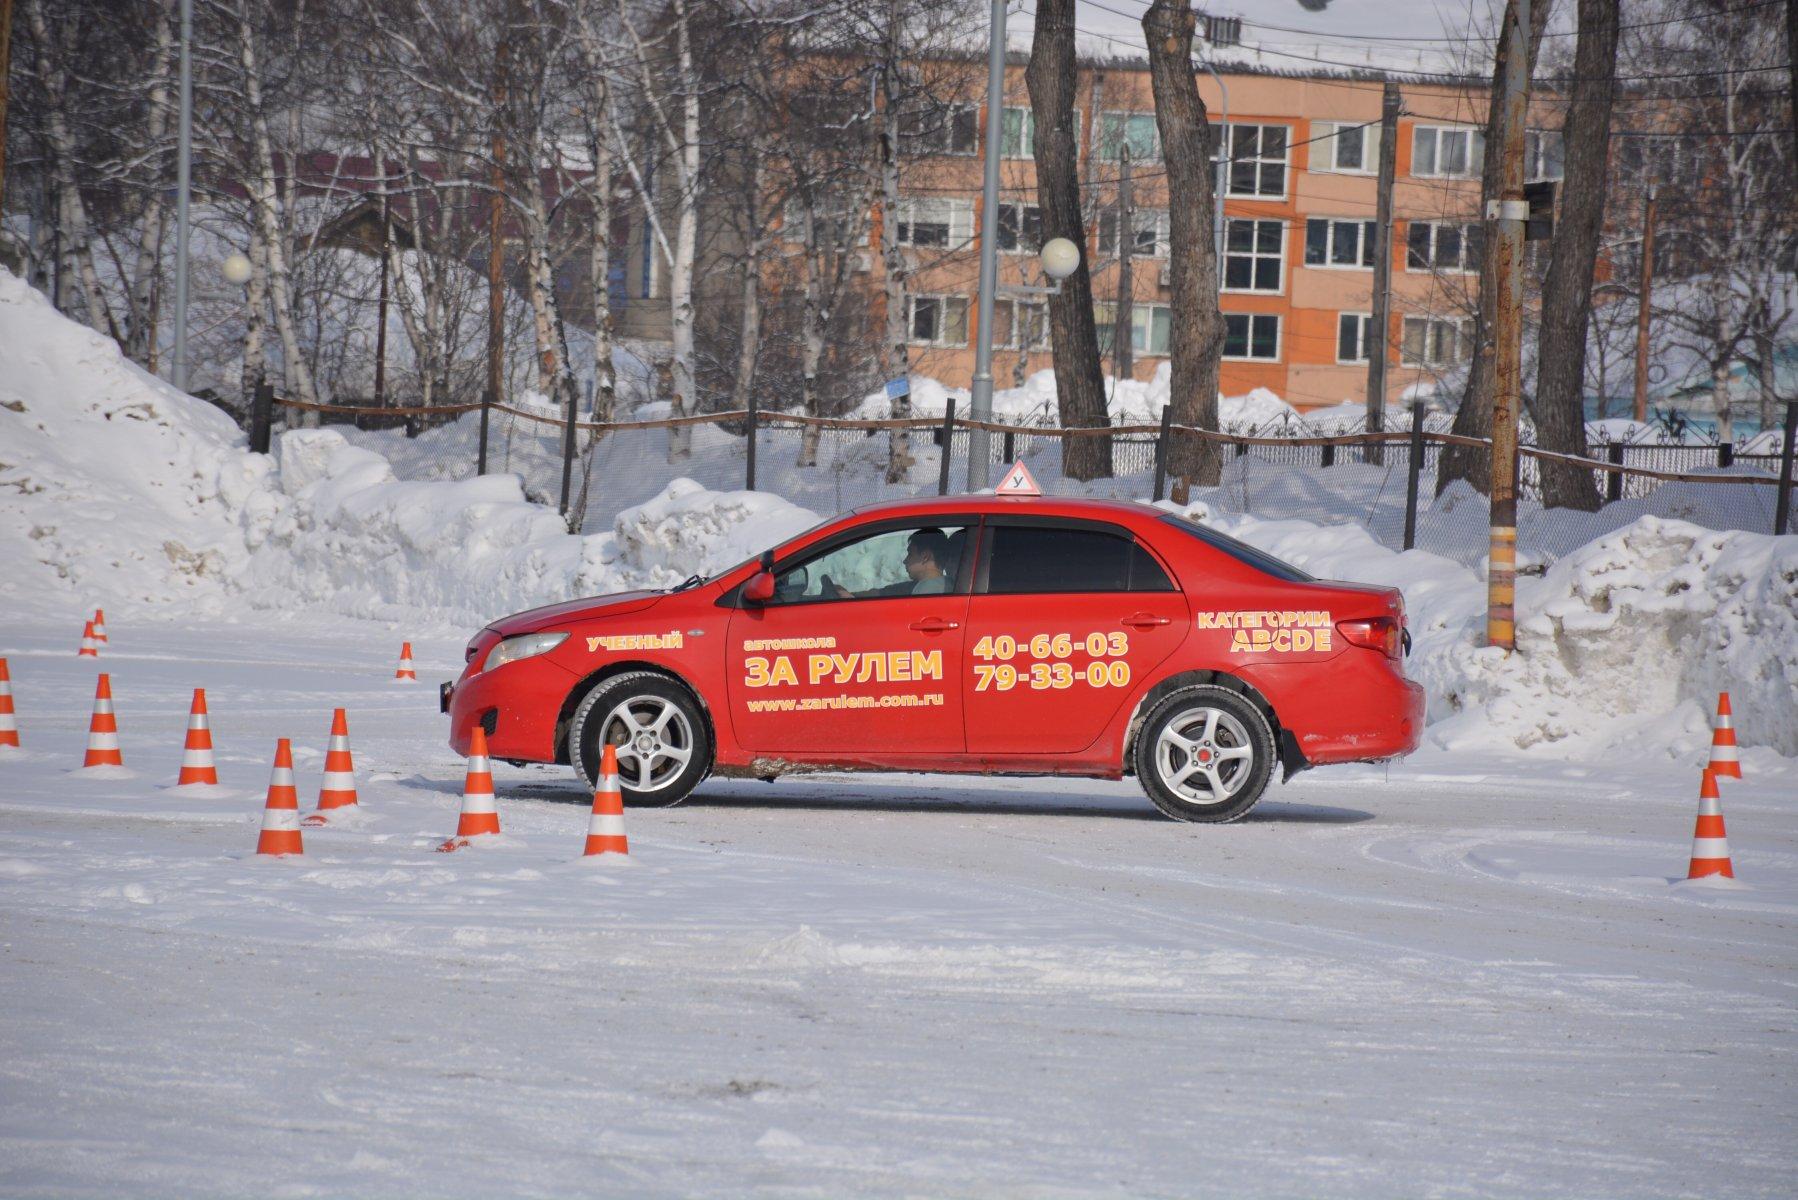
[1437,0,1550,497]
[124,0,176,366]
[729,145,766,418]
[666,0,699,459]
[240,230,270,407]
[1529,0,1615,511]
[878,0,913,483]
[1143,0,1224,484]
[1029,0,1111,480]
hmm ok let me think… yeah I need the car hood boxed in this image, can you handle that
[486,590,664,637]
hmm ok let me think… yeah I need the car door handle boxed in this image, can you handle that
[1122,612,1171,629]
[909,618,960,632]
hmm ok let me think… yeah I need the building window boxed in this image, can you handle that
[1224,123,1288,197]
[908,295,969,347]
[1001,107,1034,158]
[1337,313,1372,364]
[1098,112,1160,162]
[1094,303,1173,356]
[901,103,979,155]
[1406,221,1482,273]
[1202,14,1243,46]
[894,197,973,248]
[995,298,1051,350]
[1098,208,1171,258]
[1314,121,1381,173]
[1411,125,1485,178]
[1223,218,1284,293]
[1223,312,1280,361]
[1304,218,1377,268]
[1525,129,1565,182]
[996,202,1043,254]
[1401,316,1470,367]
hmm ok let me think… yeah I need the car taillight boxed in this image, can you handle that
[1336,616,1403,660]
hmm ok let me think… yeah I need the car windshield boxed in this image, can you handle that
[687,514,842,591]
[1157,513,1315,582]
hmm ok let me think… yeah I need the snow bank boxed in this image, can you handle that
[851,367,1303,429]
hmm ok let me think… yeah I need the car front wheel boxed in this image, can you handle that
[568,672,711,807]
[1134,685,1275,824]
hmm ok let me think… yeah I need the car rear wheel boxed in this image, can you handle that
[568,672,711,807]
[1134,685,1275,824]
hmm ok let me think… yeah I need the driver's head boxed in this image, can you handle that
[905,529,951,581]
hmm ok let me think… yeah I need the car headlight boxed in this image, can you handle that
[483,631,569,672]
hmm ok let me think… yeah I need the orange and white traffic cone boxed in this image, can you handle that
[583,743,629,857]
[304,707,358,824]
[91,608,109,643]
[1707,692,1742,780]
[77,620,100,658]
[81,673,123,768]
[255,738,304,856]
[438,726,500,851]
[1687,767,1734,879]
[175,687,219,787]
[394,642,417,683]
[0,658,19,750]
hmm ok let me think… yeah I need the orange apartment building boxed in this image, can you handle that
[780,60,1566,413]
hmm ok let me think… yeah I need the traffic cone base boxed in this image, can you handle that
[583,744,629,857]
[1706,692,1742,780]
[0,657,19,750]
[81,673,123,768]
[1686,768,1735,880]
[438,727,499,851]
[394,641,418,683]
[77,621,100,658]
[176,688,219,787]
[256,738,304,856]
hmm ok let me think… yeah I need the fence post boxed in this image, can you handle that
[1606,442,1624,503]
[745,392,758,492]
[1235,440,1248,458]
[476,388,493,475]
[1002,428,1015,465]
[937,400,957,496]
[249,380,274,454]
[1402,402,1425,551]
[1776,399,1797,536]
[559,386,578,519]
[1718,441,1734,469]
[1151,405,1172,503]
[1320,442,1336,469]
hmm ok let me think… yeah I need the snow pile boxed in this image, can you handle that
[600,477,819,591]
[0,271,256,616]
[851,366,1304,429]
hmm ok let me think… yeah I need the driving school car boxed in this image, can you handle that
[443,487,1424,823]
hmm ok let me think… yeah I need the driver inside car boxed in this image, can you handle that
[830,529,952,598]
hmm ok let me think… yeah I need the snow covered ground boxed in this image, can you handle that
[2,609,1795,1198]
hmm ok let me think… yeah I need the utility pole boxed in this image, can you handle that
[1111,145,1135,384]
[171,0,193,392]
[1364,79,1401,464]
[966,0,1007,491]
[486,47,508,430]
[1632,185,1656,424]
[1487,0,1531,652]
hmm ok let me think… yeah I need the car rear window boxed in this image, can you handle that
[985,526,1175,594]
[1157,513,1315,583]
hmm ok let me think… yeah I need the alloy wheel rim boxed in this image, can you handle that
[1155,706,1254,806]
[600,695,694,792]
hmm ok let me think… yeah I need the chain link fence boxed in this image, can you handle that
[257,386,1797,570]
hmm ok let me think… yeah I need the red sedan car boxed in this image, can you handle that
[444,489,1424,823]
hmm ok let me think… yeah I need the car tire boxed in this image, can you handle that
[1133,685,1276,824]
[568,671,712,807]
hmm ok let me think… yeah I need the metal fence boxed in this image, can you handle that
[254,386,1797,570]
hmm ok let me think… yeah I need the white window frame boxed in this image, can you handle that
[1313,121,1381,174]
[1097,207,1172,258]
[1525,129,1565,182]
[1223,122,1290,199]
[1001,107,1034,159]
[1406,220,1481,274]
[996,201,1043,255]
[994,298,1052,351]
[1222,218,1286,295]
[1411,125,1485,179]
[894,196,974,249]
[1304,217,1377,270]
[1336,312,1373,364]
[908,294,970,348]
[1401,315,1470,368]
[1093,302,1174,357]
[1222,312,1282,362]
[1097,111,1161,163]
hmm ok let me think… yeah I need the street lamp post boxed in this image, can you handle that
[966,0,1009,491]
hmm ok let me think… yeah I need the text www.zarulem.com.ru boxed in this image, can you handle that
[745,693,946,713]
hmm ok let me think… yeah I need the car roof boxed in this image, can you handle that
[849,493,1165,522]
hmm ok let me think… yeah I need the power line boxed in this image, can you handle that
[1236,0,1782,45]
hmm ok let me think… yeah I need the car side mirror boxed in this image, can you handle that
[742,570,776,605]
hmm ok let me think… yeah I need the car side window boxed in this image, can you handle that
[983,525,1175,594]
[769,524,969,605]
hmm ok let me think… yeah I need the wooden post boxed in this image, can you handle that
[1606,441,1624,503]
[1402,401,1425,550]
[1633,187,1656,423]
[1152,404,1172,502]
[745,391,758,491]
[937,399,957,496]
[1775,399,1796,536]
[477,388,493,475]
[249,381,274,454]
[373,188,391,407]
[1364,79,1401,465]
[1320,442,1336,469]
[1487,0,1532,652]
